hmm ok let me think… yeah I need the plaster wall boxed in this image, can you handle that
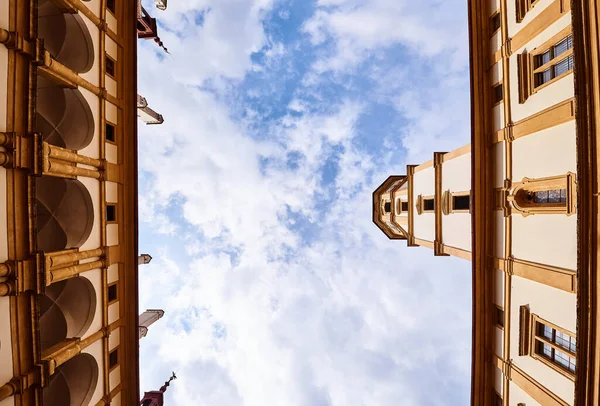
[512,121,576,181]
[110,365,121,391]
[83,339,105,406]
[508,381,541,406]
[412,167,435,242]
[512,214,576,270]
[79,15,100,87]
[78,177,102,251]
[510,276,576,404]
[81,268,103,340]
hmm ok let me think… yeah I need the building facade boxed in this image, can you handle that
[374,0,600,405]
[0,0,140,405]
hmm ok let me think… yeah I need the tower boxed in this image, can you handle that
[139,309,165,339]
[139,254,153,264]
[373,145,472,261]
[140,372,177,406]
[137,95,164,125]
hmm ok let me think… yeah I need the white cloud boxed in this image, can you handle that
[137,0,473,405]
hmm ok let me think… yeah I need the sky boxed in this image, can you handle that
[136,0,473,405]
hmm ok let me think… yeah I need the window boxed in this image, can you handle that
[105,123,115,143]
[105,55,115,78]
[443,191,471,214]
[401,201,409,212]
[106,0,115,14]
[534,319,576,375]
[108,283,118,303]
[107,204,116,222]
[453,194,471,211]
[492,83,503,104]
[495,306,504,328]
[519,31,573,102]
[520,307,577,379]
[384,202,391,213]
[507,173,576,216]
[516,0,541,22]
[109,348,119,369]
[423,199,434,212]
[491,13,501,35]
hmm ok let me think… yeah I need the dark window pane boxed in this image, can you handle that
[491,14,501,33]
[108,284,117,302]
[493,84,503,104]
[496,307,504,327]
[535,69,552,86]
[554,56,572,76]
[536,50,551,68]
[384,202,391,213]
[424,199,434,211]
[106,56,115,77]
[109,349,118,368]
[107,0,115,13]
[107,205,116,222]
[453,195,470,211]
[106,123,115,142]
[553,36,572,57]
[401,202,409,212]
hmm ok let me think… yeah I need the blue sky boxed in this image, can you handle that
[136,0,473,404]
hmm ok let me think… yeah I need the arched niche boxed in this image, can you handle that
[43,353,99,406]
[38,0,95,73]
[39,277,97,352]
[37,75,95,151]
[36,177,95,253]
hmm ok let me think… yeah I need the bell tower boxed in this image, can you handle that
[373,144,472,261]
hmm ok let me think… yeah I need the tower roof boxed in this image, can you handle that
[372,175,409,239]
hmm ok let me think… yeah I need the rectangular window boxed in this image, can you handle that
[517,0,541,22]
[493,392,502,406]
[384,202,391,213]
[453,194,471,211]
[106,0,115,14]
[423,199,435,212]
[491,13,501,35]
[108,283,118,303]
[495,306,504,328]
[492,83,503,104]
[105,123,115,143]
[106,204,116,223]
[521,312,577,378]
[533,35,574,88]
[105,55,115,78]
[533,189,567,204]
[401,201,409,212]
[109,348,119,369]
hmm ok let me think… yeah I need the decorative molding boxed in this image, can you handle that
[519,305,531,356]
[442,144,471,162]
[511,0,571,53]
[494,257,576,293]
[441,244,472,261]
[414,159,433,173]
[506,172,577,216]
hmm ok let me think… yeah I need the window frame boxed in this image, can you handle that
[109,347,119,371]
[106,0,116,16]
[492,81,503,106]
[495,305,505,329]
[516,0,541,23]
[490,11,502,37]
[507,172,576,216]
[105,53,116,79]
[442,190,472,215]
[105,121,117,145]
[517,26,573,103]
[519,306,576,380]
[106,203,117,224]
[107,282,118,304]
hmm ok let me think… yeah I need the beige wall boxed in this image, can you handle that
[108,263,119,284]
[510,276,576,404]
[78,177,102,251]
[494,211,505,258]
[494,326,504,358]
[0,298,13,385]
[493,143,505,188]
[494,268,504,307]
[79,16,100,87]
[110,365,121,391]
[78,87,101,160]
[441,153,472,251]
[106,10,117,33]
[112,391,122,406]
[492,103,505,132]
[81,269,103,340]
[412,167,435,242]
[512,214,577,270]
[493,367,503,396]
[83,339,105,406]
[512,122,576,181]
[508,381,541,406]
[108,302,119,324]
[109,327,120,351]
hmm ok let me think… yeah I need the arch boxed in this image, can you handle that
[39,277,97,352]
[43,353,99,406]
[507,173,576,216]
[38,0,95,73]
[37,75,95,150]
[36,177,95,253]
